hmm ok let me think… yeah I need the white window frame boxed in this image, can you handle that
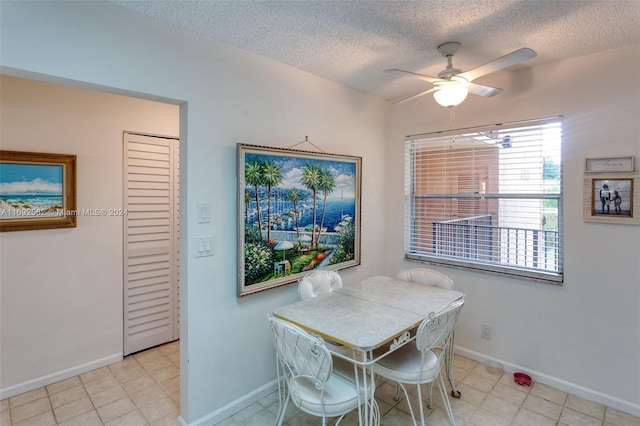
[404,117,563,283]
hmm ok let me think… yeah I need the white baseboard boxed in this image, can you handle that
[455,346,640,418]
[185,380,278,426]
[0,353,123,400]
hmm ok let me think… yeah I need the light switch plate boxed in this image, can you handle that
[197,203,211,223]
[194,236,214,257]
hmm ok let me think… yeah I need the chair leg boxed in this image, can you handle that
[275,359,283,402]
[416,383,427,426]
[394,382,401,401]
[274,357,290,426]
[427,381,434,409]
[371,398,381,425]
[397,383,418,426]
[437,373,456,426]
[275,394,290,426]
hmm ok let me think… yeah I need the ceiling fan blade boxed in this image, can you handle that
[384,68,440,84]
[460,48,537,82]
[467,82,503,97]
[391,87,438,105]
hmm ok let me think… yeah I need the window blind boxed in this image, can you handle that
[404,117,563,282]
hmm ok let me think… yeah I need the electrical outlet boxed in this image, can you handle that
[481,323,493,340]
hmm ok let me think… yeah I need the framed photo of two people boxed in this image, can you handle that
[583,160,639,225]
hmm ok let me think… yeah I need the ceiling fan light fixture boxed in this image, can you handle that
[433,79,468,107]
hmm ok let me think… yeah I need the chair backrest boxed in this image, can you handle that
[267,315,333,392]
[416,298,464,355]
[395,268,454,290]
[298,269,343,299]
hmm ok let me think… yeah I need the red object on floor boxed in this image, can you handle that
[514,372,532,386]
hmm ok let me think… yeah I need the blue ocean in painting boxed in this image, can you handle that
[243,151,358,233]
[247,197,355,232]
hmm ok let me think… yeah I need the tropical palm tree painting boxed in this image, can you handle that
[238,144,361,296]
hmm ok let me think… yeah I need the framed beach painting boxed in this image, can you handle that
[237,144,361,296]
[0,150,77,232]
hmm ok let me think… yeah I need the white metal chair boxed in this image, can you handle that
[297,270,350,355]
[373,298,465,426]
[396,268,461,398]
[395,268,454,290]
[267,315,370,426]
[298,269,343,299]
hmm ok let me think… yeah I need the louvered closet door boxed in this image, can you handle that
[124,133,179,355]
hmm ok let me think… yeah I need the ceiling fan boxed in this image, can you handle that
[386,42,537,107]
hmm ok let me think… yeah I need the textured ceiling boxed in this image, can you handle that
[106,0,640,101]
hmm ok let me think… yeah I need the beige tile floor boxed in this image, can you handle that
[3,344,640,426]
[218,354,640,426]
[1,340,180,426]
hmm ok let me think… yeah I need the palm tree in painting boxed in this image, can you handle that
[245,159,264,240]
[288,188,302,239]
[317,168,336,246]
[244,189,252,224]
[302,163,322,247]
[261,160,283,242]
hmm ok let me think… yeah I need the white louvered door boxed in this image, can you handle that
[124,133,180,356]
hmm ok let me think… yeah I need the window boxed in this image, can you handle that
[405,117,563,282]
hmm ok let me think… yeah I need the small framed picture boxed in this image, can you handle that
[584,174,640,225]
[0,150,77,232]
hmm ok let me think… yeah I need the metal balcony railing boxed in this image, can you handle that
[433,214,559,271]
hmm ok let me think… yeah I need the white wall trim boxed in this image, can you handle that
[0,353,122,400]
[455,346,640,418]
[184,380,278,426]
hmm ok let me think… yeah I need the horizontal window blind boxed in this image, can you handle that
[405,117,563,282]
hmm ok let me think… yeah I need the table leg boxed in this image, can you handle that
[365,350,380,426]
[446,331,461,398]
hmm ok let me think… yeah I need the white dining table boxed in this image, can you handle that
[273,275,465,426]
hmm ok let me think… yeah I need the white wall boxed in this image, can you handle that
[0,2,389,424]
[0,75,179,394]
[386,44,640,415]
